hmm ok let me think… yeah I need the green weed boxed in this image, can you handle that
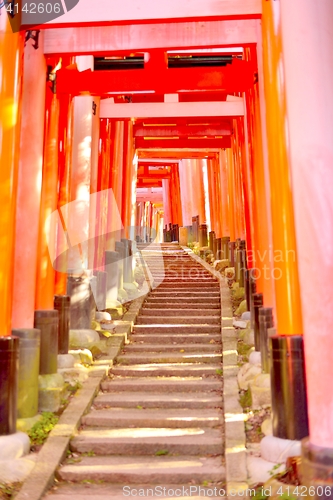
[27,412,58,446]
[239,389,252,409]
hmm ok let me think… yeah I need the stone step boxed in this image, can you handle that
[139,308,220,317]
[110,363,223,377]
[156,278,216,282]
[153,286,220,292]
[131,334,222,344]
[124,343,221,353]
[145,300,220,306]
[144,302,220,309]
[57,456,225,485]
[70,428,223,456]
[82,408,223,428]
[151,271,213,275]
[94,392,223,409]
[101,377,222,393]
[133,325,221,334]
[116,352,222,365]
[136,316,220,325]
[150,291,220,298]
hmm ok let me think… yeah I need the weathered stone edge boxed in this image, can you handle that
[14,292,148,500]
[180,246,248,496]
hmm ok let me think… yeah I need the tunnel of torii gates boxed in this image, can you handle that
[0,0,333,481]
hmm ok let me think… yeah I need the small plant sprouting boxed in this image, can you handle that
[67,381,83,393]
[155,449,169,456]
[268,462,283,476]
[215,368,223,376]
[239,389,252,409]
[82,450,96,457]
[27,412,59,446]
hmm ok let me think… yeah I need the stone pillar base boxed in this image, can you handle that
[38,373,64,412]
[0,432,30,460]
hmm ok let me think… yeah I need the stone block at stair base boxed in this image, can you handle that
[123,282,139,299]
[58,366,89,384]
[260,435,301,463]
[0,432,30,460]
[262,417,273,436]
[0,456,36,484]
[57,354,75,369]
[95,311,111,321]
[117,288,129,303]
[69,329,100,349]
[69,348,93,366]
[249,351,261,365]
[214,259,229,272]
[105,300,124,319]
[238,363,262,390]
[241,328,254,345]
[38,373,65,412]
[247,456,285,485]
[249,373,271,408]
[17,414,42,432]
[235,300,248,316]
[225,267,235,279]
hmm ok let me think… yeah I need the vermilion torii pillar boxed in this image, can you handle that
[261,0,303,337]
[12,34,47,328]
[107,121,124,251]
[35,75,60,310]
[280,0,333,465]
[122,120,135,237]
[226,148,236,243]
[179,159,194,228]
[162,179,172,228]
[0,15,24,335]
[261,0,308,442]
[54,91,73,294]
[219,149,230,239]
[95,118,112,269]
[193,160,206,227]
[244,46,275,309]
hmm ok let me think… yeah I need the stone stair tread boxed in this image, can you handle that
[56,457,225,486]
[144,303,220,308]
[136,317,220,325]
[124,343,221,352]
[95,391,222,403]
[101,377,222,392]
[116,353,222,364]
[82,408,223,428]
[139,309,220,316]
[131,334,222,344]
[150,292,220,295]
[93,393,223,409]
[110,363,222,377]
[70,428,223,455]
[133,325,221,333]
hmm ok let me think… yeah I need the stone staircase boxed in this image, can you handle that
[45,244,225,499]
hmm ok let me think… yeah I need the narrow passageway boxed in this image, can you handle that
[45,245,225,499]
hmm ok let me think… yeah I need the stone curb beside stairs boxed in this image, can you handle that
[181,247,248,497]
